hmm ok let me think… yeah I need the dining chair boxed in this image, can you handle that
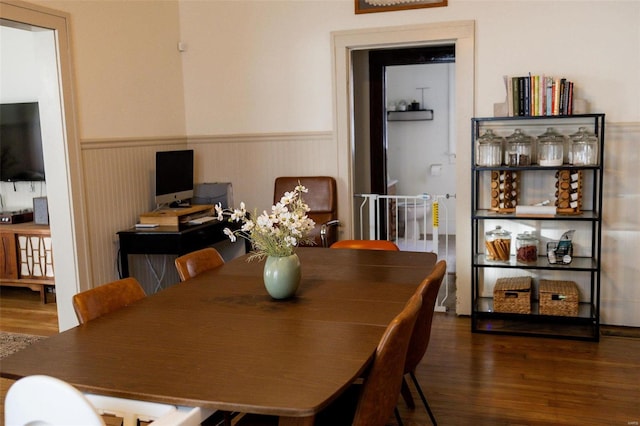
[5,374,214,426]
[175,247,225,281]
[5,375,106,425]
[72,277,146,324]
[274,176,339,247]
[235,289,422,426]
[330,239,400,251]
[174,247,235,426]
[399,259,447,425]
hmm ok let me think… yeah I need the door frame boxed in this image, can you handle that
[368,45,455,196]
[331,20,475,315]
[1,0,91,330]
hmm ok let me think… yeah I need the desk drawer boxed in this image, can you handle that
[178,226,226,253]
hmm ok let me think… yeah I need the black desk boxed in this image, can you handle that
[117,221,236,278]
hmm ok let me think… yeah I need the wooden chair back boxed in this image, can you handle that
[352,291,422,426]
[274,176,338,247]
[330,239,400,251]
[72,277,146,324]
[405,260,447,374]
[175,247,225,281]
[235,289,422,426]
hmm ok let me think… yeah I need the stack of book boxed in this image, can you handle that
[505,74,575,117]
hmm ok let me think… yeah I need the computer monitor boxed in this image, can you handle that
[0,102,45,182]
[154,149,194,208]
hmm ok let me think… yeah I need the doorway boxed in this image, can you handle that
[360,46,457,244]
[331,21,475,315]
[1,1,91,331]
[367,45,455,196]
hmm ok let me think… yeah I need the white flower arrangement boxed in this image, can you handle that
[215,184,316,261]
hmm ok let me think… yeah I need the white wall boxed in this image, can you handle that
[35,0,187,139]
[179,1,639,134]
[386,63,457,234]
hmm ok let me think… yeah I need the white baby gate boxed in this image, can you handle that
[355,193,454,312]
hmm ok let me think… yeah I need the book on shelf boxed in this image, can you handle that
[504,73,576,117]
[545,77,553,115]
[505,75,514,117]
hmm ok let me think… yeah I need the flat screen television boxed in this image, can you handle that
[0,102,46,182]
[155,149,194,207]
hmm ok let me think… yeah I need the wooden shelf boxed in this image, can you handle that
[387,109,434,121]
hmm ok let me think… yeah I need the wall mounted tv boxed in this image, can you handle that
[0,102,46,182]
[155,149,194,207]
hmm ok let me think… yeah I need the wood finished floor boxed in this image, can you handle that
[1,286,639,425]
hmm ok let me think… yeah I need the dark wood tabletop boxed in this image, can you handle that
[1,247,437,425]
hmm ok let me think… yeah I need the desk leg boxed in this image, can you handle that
[120,250,130,278]
[279,416,314,426]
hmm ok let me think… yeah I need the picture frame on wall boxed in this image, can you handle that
[355,0,447,14]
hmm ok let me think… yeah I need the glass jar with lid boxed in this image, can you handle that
[516,232,538,263]
[569,127,598,165]
[485,225,511,261]
[537,127,565,166]
[504,128,533,166]
[476,129,503,167]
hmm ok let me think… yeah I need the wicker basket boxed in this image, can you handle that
[493,277,531,314]
[539,280,579,316]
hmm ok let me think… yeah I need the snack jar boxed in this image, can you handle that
[505,128,533,166]
[516,232,538,263]
[537,127,565,166]
[476,129,503,167]
[569,127,599,165]
[485,225,511,261]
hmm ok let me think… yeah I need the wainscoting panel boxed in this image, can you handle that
[600,123,640,326]
[189,132,337,213]
[81,137,187,293]
[81,132,337,294]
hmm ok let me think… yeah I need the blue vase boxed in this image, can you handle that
[263,253,301,299]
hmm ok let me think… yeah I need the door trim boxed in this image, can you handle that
[331,20,475,315]
[1,0,91,330]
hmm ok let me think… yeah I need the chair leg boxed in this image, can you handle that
[400,376,415,409]
[394,406,404,426]
[409,371,437,426]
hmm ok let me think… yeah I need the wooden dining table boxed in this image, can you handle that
[1,247,437,425]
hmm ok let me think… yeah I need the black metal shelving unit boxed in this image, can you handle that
[471,114,605,341]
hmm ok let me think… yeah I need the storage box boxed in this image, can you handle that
[539,280,579,317]
[493,276,531,314]
[192,182,233,209]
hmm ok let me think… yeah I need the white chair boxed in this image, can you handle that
[5,375,215,426]
[5,375,105,426]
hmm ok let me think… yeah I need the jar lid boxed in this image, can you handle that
[478,129,504,145]
[486,225,511,237]
[538,127,565,144]
[569,127,598,144]
[516,231,537,241]
[506,128,533,145]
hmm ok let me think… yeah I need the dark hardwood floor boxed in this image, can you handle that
[1,286,639,425]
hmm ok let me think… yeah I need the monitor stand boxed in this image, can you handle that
[169,201,191,209]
